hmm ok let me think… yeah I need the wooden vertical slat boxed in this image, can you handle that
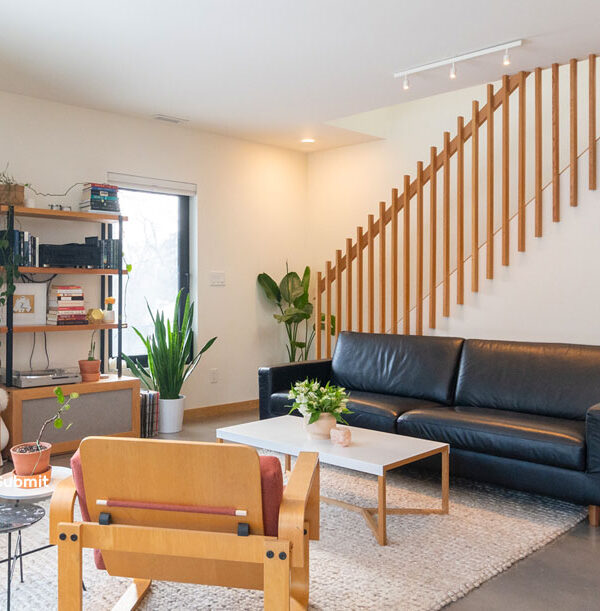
[367,215,375,332]
[552,63,560,222]
[335,249,342,339]
[379,201,386,333]
[502,74,510,266]
[535,67,543,237]
[403,174,411,334]
[391,188,399,333]
[316,271,322,358]
[471,100,479,292]
[590,54,597,190]
[486,84,494,280]
[345,238,352,331]
[456,116,464,304]
[570,58,578,206]
[325,261,332,357]
[356,226,364,332]
[429,146,437,328]
[443,131,450,317]
[416,161,424,335]
[518,71,526,252]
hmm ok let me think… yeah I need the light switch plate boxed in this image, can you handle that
[209,271,226,286]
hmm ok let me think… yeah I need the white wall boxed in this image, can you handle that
[307,59,600,347]
[0,90,307,408]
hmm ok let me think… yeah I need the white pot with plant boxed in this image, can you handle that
[288,379,352,439]
[123,290,216,434]
[103,296,115,323]
[10,386,78,484]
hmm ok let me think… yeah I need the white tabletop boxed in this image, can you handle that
[216,416,448,476]
[0,465,72,501]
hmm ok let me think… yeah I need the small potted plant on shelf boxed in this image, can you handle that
[0,164,26,206]
[10,386,78,484]
[104,296,115,323]
[288,379,352,439]
[79,330,100,382]
[122,290,216,434]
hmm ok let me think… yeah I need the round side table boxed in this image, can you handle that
[0,502,45,610]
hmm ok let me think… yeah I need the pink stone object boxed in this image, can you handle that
[330,426,351,447]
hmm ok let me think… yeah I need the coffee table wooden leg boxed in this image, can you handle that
[377,474,387,546]
[441,447,449,514]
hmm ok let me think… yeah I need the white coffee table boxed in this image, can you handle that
[216,416,449,545]
[0,465,73,501]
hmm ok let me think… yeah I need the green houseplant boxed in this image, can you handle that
[79,330,100,382]
[122,290,216,434]
[11,386,79,477]
[257,265,335,362]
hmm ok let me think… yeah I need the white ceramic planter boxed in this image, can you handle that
[159,395,185,434]
[103,309,115,323]
[303,412,336,440]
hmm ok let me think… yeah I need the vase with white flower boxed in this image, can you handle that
[288,379,351,440]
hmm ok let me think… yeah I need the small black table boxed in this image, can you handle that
[0,501,47,611]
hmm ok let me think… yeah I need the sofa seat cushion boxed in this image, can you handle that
[269,391,444,433]
[396,406,586,471]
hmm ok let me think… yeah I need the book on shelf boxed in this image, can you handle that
[140,390,159,438]
[0,229,40,267]
[45,320,89,326]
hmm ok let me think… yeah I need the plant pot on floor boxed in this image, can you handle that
[159,395,185,434]
[303,412,336,440]
[79,359,100,382]
[10,442,52,476]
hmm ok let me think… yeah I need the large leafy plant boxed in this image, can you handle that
[257,265,334,362]
[122,290,216,399]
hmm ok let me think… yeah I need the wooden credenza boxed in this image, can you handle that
[2,374,140,455]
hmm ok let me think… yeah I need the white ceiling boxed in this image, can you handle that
[1,0,599,151]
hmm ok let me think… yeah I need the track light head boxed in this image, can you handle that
[403,74,410,90]
[449,62,457,79]
[503,49,511,66]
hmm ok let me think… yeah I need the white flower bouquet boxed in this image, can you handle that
[288,378,351,425]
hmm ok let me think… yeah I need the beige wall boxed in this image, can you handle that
[0,90,307,408]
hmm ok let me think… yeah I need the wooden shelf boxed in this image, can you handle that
[0,205,127,223]
[0,323,126,334]
[18,266,127,275]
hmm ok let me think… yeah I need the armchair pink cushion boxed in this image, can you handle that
[70,449,283,570]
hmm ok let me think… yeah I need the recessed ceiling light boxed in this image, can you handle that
[301,138,315,143]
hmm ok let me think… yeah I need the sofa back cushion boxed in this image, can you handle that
[455,339,600,420]
[331,332,464,404]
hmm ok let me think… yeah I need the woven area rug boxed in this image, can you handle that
[0,455,586,610]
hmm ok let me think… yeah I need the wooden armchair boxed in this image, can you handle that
[49,437,319,610]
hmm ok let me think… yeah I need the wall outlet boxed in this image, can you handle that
[208,368,219,384]
[209,271,226,286]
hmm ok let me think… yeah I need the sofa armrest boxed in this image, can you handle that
[258,359,332,419]
[586,404,600,472]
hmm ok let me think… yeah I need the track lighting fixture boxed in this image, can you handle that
[403,74,410,90]
[503,48,511,66]
[449,62,457,79]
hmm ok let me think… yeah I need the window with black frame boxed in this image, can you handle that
[111,189,190,364]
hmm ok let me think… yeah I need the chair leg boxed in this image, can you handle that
[589,505,600,526]
[57,524,82,611]
[290,522,310,609]
[113,578,152,611]
[263,540,290,611]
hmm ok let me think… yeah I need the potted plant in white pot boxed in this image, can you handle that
[122,290,216,434]
[288,379,352,439]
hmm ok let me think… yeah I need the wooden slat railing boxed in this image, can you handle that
[315,55,598,359]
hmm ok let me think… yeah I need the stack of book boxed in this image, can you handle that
[140,390,159,438]
[0,230,40,267]
[47,285,88,326]
[80,183,120,214]
[85,236,121,269]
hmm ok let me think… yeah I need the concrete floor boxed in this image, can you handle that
[10,410,600,609]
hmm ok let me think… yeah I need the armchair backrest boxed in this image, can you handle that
[78,436,266,535]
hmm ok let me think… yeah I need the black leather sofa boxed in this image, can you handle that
[259,331,600,521]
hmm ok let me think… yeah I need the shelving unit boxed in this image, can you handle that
[1,204,126,385]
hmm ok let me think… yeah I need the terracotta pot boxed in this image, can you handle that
[10,442,52,476]
[303,412,336,440]
[79,359,100,382]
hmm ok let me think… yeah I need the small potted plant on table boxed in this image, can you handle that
[79,331,100,382]
[288,379,352,439]
[123,290,216,434]
[104,296,115,323]
[10,386,78,484]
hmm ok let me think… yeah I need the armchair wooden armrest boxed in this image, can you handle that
[49,476,77,545]
[278,452,319,569]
